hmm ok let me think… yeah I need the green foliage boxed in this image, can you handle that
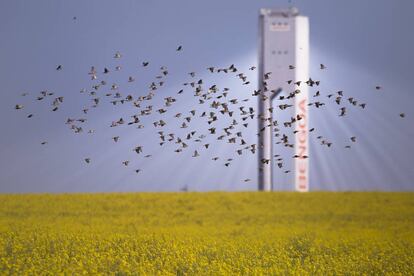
[0,192,413,274]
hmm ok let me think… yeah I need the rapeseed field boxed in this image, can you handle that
[0,192,413,274]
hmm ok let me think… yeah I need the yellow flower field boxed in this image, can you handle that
[0,192,413,274]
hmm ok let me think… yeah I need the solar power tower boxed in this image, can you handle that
[258,8,309,192]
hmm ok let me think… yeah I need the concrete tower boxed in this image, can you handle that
[258,8,309,192]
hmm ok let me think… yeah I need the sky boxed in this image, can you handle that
[0,0,413,193]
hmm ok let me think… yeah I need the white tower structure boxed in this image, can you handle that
[258,8,309,192]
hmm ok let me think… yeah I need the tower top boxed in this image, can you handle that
[260,7,300,18]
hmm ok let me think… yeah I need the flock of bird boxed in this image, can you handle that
[14,45,406,186]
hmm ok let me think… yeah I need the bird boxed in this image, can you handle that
[400,113,405,118]
[142,61,149,67]
[56,65,62,71]
[114,52,122,59]
[15,104,24,110]
[375,86,382,90]
[350,137,356,142]
[339,107,346,116]
[336,96,342,105]
[176,45,182,51]
[134,146,143,154]
[84,158,91,164]
[320,64,326,69]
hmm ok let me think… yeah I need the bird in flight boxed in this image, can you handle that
[114,52,122,59]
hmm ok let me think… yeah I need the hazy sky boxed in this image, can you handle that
[0,0,413,193]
